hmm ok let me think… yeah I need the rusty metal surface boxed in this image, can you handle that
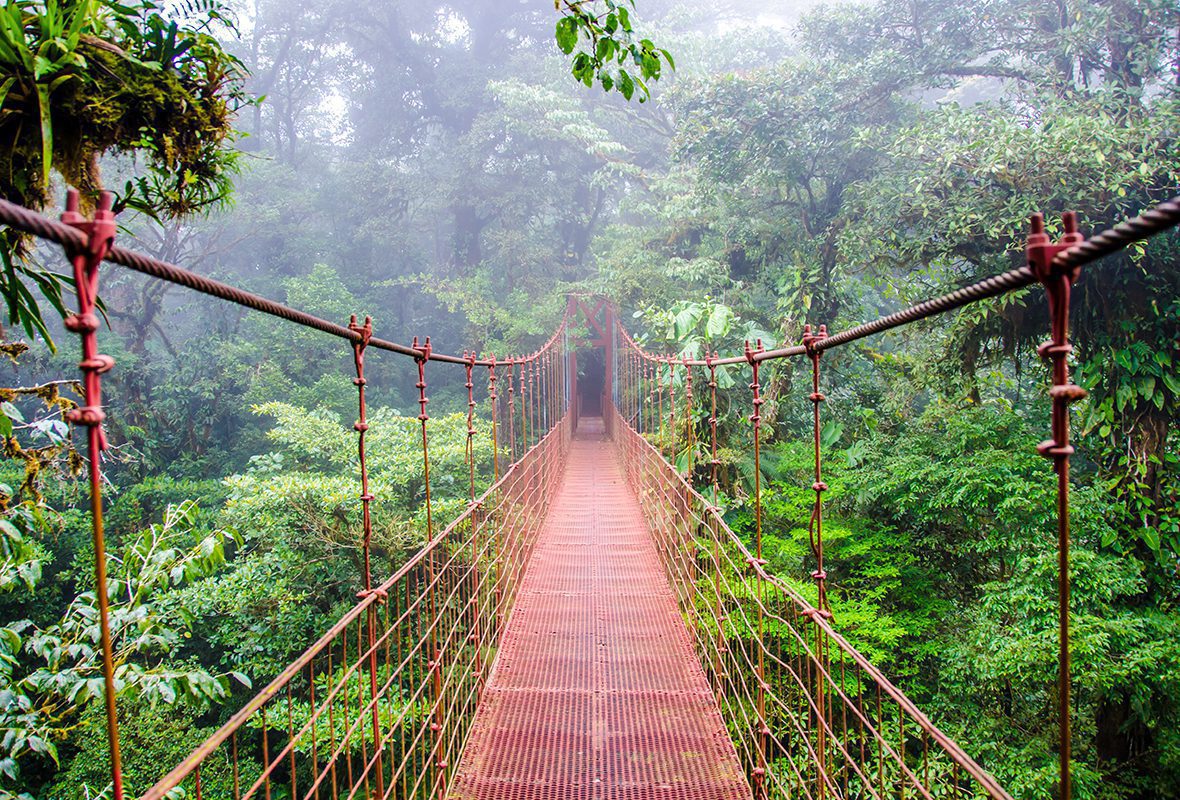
[450,418,748,800]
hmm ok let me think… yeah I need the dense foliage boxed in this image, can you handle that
[0,0,1175,798]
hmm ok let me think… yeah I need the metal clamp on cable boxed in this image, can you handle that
[357,587,388,603]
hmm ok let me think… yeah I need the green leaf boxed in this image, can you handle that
[1,402,24,424]
[554,17,579,55]
[705,305,734,340]
[596,36,614,64]
[34,82,53,189]
[618,69,635,100]
[820,420,844,450]
[672,304,703,339]
[1162,372,1180,395]
[0,76,14,109]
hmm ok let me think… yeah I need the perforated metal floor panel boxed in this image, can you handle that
[450,418,749,800]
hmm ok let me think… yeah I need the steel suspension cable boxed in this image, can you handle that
[0,198,550,366]
[610,195,1180,366]
[2,195,1175,372]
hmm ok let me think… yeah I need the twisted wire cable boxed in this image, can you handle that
[1053,195,1180,270]
[0,199,552,366]
[3,194,1178,363]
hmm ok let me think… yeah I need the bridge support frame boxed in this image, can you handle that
[61,190,124,800]
[1027,211,1087,800]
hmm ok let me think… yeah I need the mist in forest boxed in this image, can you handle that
[1,2,1176,798]
[110,1,824,365]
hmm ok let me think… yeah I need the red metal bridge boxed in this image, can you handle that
[0,194,1178,800]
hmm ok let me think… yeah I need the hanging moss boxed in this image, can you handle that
[0,3,246,216]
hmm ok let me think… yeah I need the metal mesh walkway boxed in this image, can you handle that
[450,418,749,800]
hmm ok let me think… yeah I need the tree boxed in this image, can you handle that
[0,500,242,790]
[0,0,248,346]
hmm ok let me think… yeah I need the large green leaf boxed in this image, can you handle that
[705,305,734,340]
[34,82,52,190]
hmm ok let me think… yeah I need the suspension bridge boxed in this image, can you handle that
[0,192,1178,800]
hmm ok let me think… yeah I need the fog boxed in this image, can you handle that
[3,3,1177,798]
[112,1,826,366]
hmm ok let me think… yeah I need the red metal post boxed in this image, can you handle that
[1027,212,1086,800]
[683,356,694,478]
[669,359,678,465]
[802,324,832,617]
[61,189,122,800]
[520,360,528,453]
[350,315,376,592]
[706,353,723,700]
[657,361,665,454]
[464,352,483,682]
[412,336,446,791]
[604,303,615,421]
[803,323,832,800]
[745,340,769,800]
[567,295,579,431]
[489,357,500,482]
[348,314,385,799]
[506,358,517,462]
[642,360,649,434]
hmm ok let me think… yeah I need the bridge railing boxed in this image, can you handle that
[140,411,571,800]
[0,185,1176,800]
[602,196,1180,800]
[0,192,576,799]
[608,400,1009,800]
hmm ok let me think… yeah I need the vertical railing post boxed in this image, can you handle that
[604,302,615,430]
[519,360,528,454]
[745,340,769,800]
[642,360,650,435]
[635,357,642,434]
[658,360,666,456]
[349,314,385,798]
[465,353,477,501]
[611,308,620,413]
[803,323,832,800]
[464,352,483,683]
[1027,211,1086,800]
[489,357,500,483]
[412,337,446,791]
[487,357,504,649]
[706,352,724,702]
[566,295,579,431]
[61,189,123,800]
[683,356,694,478]
[562,324,571,422]
[534,355,541,442]
[670,359,678,468]
[507,358,517,463]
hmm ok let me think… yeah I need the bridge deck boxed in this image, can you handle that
[451,419,748,800]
